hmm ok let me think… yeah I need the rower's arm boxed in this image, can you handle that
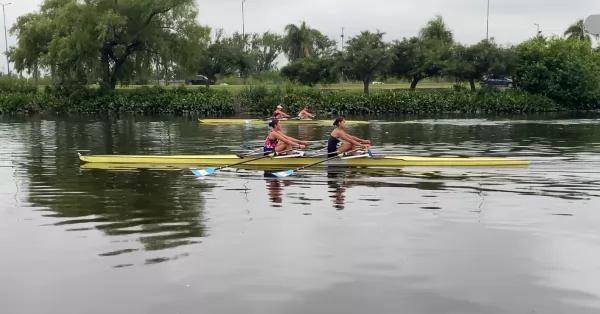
[274,132,296,145]
[338,132,362,146]
[276,132,306,145]
[284,133,307,145]
[350,135,370,143]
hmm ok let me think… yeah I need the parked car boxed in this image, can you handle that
[479,75,513,88]
[188,75,216,85]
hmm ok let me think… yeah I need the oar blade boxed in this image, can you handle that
[270,169,294,178]
[191,168,216,177]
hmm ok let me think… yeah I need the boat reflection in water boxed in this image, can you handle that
[263,171,293,206]
[79,163,456,212]
[326,167,348,210]
[262,167,349,210]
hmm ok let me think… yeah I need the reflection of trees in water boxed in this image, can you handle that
[15,117,210,262]
[369,117,600,155]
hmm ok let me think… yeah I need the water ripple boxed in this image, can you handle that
[2,114,600,313]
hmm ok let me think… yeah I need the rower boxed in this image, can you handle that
[327,117,370,157]
[272,105,290,119]
[264,118,307,156]
[297,105,316,120]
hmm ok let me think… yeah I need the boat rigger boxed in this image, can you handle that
[78,152,530,167]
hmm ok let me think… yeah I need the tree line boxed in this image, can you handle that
[6,0,600,107]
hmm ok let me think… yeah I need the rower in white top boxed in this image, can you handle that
[297,105,316,120]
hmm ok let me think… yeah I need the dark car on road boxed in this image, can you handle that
[479,75,513,88]
[188,75,216,85]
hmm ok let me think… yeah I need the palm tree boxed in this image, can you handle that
[418,15,454,44]
[282,21,315,61]
[564,19,594,42]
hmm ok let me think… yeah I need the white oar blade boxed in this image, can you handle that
[191,168,216,176]
[270,170,294,178]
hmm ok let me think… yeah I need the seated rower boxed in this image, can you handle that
[297,105,316,120]
[264,118,307,156]
[272,105,290,119]
[327,117,371,157]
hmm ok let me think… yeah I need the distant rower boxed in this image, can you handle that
[297,105,316,120]
[327,117,370,157]
[264,118,307,156]
[272,105,290,119]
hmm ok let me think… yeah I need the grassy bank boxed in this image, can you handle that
[0,85,560,115]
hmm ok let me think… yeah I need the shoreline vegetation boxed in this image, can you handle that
[0,82,562,115]
[1,0,599,115]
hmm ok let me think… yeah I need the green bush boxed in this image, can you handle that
[0,85,561,115]
[514,37,600,109]
[0,86,236,114]
[235,86,560,115]
[0,76,37,94]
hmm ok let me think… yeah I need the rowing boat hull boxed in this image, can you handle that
[198,118,370,125]
[78,153,529,167]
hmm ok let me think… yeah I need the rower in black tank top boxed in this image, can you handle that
[327,116,371,157]
[327,135,341,157]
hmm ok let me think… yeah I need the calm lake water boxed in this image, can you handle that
[2,113,600,314]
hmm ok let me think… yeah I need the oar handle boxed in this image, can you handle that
[239,142,326,158]
[218,146,302,170]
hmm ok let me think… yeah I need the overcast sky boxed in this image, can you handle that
[2,0,599,73]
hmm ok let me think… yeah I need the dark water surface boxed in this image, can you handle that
[2,113,600,314]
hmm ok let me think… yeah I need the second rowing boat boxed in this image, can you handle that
[198,118,371,125]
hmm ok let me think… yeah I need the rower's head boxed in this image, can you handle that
[277,105,282,110]
[333,117,345,128]
[269,118,281,130]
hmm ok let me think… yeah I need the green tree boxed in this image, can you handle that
[388,37,452,90]
[195,29,254,86]
[492,45,518,78]
[338,30,394,94]
[280,56,338,87]
[247,31,283,72]
[9,0,209,89]
[387,15,455,90]
[7,13,53,87]
[564,19,596,42]
[515,37,600,108]
[444,39,505,90]
[282,21,336,61]
[419,14,454,44]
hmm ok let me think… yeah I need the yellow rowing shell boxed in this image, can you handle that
[78,153,529,167]
[198,118,370,125]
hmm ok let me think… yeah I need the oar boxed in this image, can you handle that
[267,147,373,178]
[238,142,326,158]
[191,147,300,177]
